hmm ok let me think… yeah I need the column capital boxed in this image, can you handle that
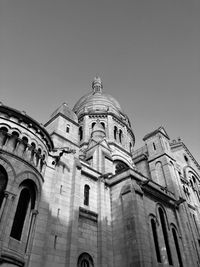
[4,191,16,200]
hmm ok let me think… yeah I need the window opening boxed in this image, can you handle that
[0,127,8,146]
[119,129,123,143]
[151,219,161,263]
[78,253,94,267]
[159,208,173,265]
[84,185,90,206]
[114,126,117,140]
[54,235,57,249]
[184,155,189,163]
[10,188,31,240]
[66,124,70,133]
[101,122,105,129]
[0,165,8,209]
[10,181,36,241]
[172,228,183,267]
[153,142,156,150]
[79,127,83,141]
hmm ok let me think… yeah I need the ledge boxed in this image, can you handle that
[79,207,98,222]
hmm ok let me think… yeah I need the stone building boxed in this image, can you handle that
[0,77,200,267]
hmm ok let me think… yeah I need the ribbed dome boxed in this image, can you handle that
[73,77,123,117]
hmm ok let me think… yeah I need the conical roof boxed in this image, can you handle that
[50,103,78,122]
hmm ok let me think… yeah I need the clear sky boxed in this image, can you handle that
[0,0,200,160]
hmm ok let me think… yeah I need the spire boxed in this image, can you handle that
[92,76,103,94]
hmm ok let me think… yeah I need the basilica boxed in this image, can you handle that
[0,77,200,267]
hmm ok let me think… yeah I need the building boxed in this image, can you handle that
[0,77,200,267]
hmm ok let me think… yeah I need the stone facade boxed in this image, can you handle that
[0,77,200,267]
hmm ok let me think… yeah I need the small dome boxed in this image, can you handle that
[50,103,78,122]
[73,77,123,117]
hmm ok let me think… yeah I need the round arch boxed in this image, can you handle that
[77,252,94,267]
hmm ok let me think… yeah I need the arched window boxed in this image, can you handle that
[36,148,41,167]
[119,129,123,143]
[7,131,19,151]
[172,228,183,267]
[84,185,90,206]
[0,165,8,209]
[79,127,83,141]
[151,218,161,263]
[0,127,8,146]
[77,253,94,267]
[114,126,117,140]
[30,142,36,161]
[10,180,36,241]
[158,208,172,265]
[92,122,96,129]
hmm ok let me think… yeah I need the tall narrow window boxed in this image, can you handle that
[153,142,156,150]
[0,127,8,146]
[159,208,173,265]
[79,127,83,141]
[84,185,90,206]
[0,165,8,209]
[172,228,183,267]
[114,126,117,140]
[10,181,36,240]
[66,124,70,133]
[151,219,161,263]
[119,129,123,143]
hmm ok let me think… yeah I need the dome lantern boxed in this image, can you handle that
[92,76,103,94]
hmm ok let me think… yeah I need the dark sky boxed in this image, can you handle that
[0,0,200,160]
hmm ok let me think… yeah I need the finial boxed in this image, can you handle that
[92,76,103,93]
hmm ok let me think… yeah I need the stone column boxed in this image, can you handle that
[25,209,39,267]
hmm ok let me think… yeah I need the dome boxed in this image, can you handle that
[73,77,123,117]
[50,103,78,122]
